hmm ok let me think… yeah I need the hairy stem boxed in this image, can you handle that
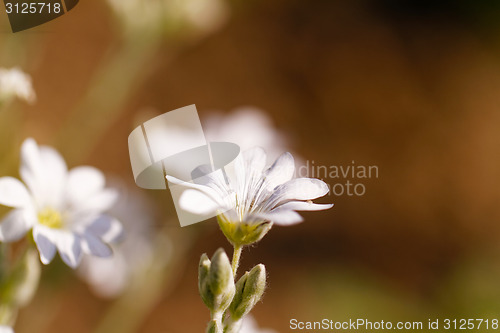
[209,312,224,333]
[231,245,242,277]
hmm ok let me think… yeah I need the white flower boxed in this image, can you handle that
[167,147,332,245]
[78,183,162,298]
[0,326,14,333]
[0,68,35,104]
[240,315,277,333]
[0,138,122,268]
[204,107,289,162]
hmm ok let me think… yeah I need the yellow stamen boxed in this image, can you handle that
[38,208,63,229]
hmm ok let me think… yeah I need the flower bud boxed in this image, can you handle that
[198,253,213,309]
[198,248,235,315]
[217,214,272,247]
[228,264,266,320]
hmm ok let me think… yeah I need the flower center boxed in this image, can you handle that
[38,208,63,229]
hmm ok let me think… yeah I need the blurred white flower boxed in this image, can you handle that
[0,326,13,333]
[0,138,122,268]
[78,183,162,298]
[167,148,332,245]
[204,107,289,162]
[107,0,228,36]
[240,315,277,333]
[0,68,35,104]
[134,106,293,179]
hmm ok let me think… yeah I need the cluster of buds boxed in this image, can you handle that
[199,249,266,333]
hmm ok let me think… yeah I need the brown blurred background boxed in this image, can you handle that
[2,0,500,332]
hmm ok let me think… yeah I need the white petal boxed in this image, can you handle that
[20,139,68,208]
[20,139,41,197]
[33,225,57,264]
[263,152,295,190]
[67,167,105,205]
[74,189,118,214]
[191,165,231,199]
[231,148,266,193]
[252,152,295,207]
[0,208,35,242]
[167,175,225,207]
[39,146,68,180]
[179,189,219,215]
[0,177,31,208]
[84,215,123,243]
[265,178,330,210]
[20,138,42,181]
[254,209,303,226]
[244,148,267,195]
[242,147,267,173]
[273,201,333,212]
[55,231,82,268]
[233,147,267,212]
[81,233,112,257]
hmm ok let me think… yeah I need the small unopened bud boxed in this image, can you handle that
[228,264,266,320]
[198,248,235,315]
[199,253,213,309]
[209,248,233,296]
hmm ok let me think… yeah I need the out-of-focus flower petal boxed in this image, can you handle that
[67,166,105,205]
[0,209,35,242]
[20,139,68,208]
[204,107,287,161]
[32,225,57,265]
[84,215,123,243]
[0,177,31,208]
[82,233,112,258]
[79,253,128,298]
[20,138,43,196]
[0,67,36,104]
[55,231,82,269]
[74,189,118,214]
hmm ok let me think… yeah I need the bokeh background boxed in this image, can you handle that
[1,0,500,332]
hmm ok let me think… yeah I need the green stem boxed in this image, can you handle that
[231,245,242,278]
[209,312,224,333]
